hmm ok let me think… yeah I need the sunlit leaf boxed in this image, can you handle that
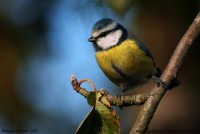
[95,101,120,134]
[76,91,120,134]
[99,89,111,108]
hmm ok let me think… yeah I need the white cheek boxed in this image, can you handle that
[97,30,122,49]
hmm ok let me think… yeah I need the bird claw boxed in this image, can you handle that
[116,93,123,110]
[152,76,180,90]
[152,76,167,89]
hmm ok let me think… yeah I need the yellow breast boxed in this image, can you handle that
[95,39,155,89]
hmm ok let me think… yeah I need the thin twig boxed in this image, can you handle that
[105,91,150,107]
[71,74,89,98]
[71,75,149,107]
[130,12,200,134]
[79,78,97,91]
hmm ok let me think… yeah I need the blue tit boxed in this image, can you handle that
[88,18,160,92]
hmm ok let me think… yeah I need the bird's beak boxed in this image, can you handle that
[88,37,96,42]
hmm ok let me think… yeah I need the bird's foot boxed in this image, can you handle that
[116,93,123,110]
[152,76,167,89]
[152,76,180,90]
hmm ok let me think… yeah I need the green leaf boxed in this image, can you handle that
[95,101,120,134]
[75,107,101,134]
[76,91,120,134]
[87,91,96,106]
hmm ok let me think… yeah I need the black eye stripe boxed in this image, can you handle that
[96,26,120,39]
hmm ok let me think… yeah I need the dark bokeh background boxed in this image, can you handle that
[0,0,200,133]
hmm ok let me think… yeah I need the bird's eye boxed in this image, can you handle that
[101,32,107,37]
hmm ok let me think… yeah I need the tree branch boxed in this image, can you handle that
[71,74,149,107]
[130,12,200,134]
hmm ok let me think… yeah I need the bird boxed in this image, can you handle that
[88,18,161,92]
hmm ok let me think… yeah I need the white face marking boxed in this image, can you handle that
[97,29,122,49]
[92,22,117,38]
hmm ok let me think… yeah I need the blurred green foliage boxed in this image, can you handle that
[103,0,137,16]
